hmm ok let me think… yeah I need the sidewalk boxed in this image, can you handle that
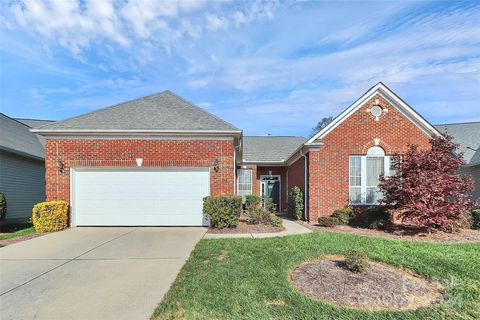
[203,217,311,239]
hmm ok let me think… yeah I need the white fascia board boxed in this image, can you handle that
[306,82,441,144]
[285,142,324,166]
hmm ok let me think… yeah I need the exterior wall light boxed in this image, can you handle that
[56,159,65,174]
[212,159,220,172]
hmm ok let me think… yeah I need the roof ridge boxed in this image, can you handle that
[434,121,480,126]
[164,91,241,131]
[14,117,57,122]
[35,90,171,130]
[0,112,35,129]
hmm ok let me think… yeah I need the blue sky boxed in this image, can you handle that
[1,0,479,137]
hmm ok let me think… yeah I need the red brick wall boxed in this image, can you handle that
[45,139,235,203]
[287,156,306,214]
[307,94,432,223]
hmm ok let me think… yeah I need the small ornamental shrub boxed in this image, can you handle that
[268,214,283,227]
[32,201,69,232]
[317,216,339,227]
[471,209,480,230]
[331,207,354,225]
[248,197,282,227]
[245,195,261,217]
[0,192,6,228]
[287,186,304,220]
[345,250,369,273]
[203,196,242,228]
[365,206,391,229]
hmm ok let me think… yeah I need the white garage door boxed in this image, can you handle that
[72,168,210,226]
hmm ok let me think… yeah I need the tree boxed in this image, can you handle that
[311,116,334,136]
[378,134,476,229]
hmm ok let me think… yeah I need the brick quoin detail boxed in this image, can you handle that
[45,139,235,203]
[307,94,432,223]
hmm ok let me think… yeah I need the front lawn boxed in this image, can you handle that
[152,232,480,320]
[0,225,36,240]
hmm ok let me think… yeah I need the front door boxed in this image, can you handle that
[260,176,280,211]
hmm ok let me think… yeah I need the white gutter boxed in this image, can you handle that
[300,148,308,222]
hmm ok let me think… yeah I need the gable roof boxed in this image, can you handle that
[243,136,306,163]
[15,118,55,128]
[306,82,442,144]
[33,91,241,135]
[434,122,480,166]
[0,113,45,160]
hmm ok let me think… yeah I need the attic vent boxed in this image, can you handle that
[366,101,388,121]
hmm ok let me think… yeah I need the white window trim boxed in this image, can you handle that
[237,169,253,196]
[349,155,391,205]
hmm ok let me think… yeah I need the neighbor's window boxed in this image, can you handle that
[237,169,253,197]
[349,146,392,205]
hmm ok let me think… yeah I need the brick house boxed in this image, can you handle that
[33,83,476,226]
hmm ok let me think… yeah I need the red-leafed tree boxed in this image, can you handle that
[379,134,476,229]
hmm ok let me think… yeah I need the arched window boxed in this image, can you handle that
[367,146,385,156]
[349,146,392,205]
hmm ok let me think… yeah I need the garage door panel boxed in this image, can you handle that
[73,168,209,226]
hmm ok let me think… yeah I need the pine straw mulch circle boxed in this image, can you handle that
[290,256,443,311]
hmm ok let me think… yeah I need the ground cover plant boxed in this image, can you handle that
[152,232,480,320]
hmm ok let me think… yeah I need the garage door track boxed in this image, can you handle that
[0,227,206,320]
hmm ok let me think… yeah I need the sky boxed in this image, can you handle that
[0,0,479,137]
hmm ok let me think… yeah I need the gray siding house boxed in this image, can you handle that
[0,114,54,224]
[435,122,480,200]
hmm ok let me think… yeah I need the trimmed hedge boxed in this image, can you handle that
[245,195,261,217]
[365,206,391,229]
[0,192,6,228]
[203,196,242,228]
[331,207,354,225]
[471,209,480,230]
[32,201,69,232]
[287,186,304,220]
[317,216,339,227]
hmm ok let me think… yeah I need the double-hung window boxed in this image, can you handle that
[237,169,253,198]
[349,146,392,205]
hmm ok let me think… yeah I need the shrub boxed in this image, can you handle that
[32,201,69,232]
[203,196,242,228]
[0,192,6,228]
[248,198,282,227]
[345,250,369,273]
[365,206,391,229]
[287,186,304,220]
[317,216,339,227]
[268,214,283,227]
[331,207,354,225]
[245,195,261,217]
[471,209,480,230]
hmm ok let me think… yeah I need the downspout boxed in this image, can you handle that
[300,149,308,222]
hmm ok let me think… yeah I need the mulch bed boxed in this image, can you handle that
[0,233,43,247]
[208,218,285,234]
[302,222,480,243]
[291,256,442,311]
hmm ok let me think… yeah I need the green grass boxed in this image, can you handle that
[152,232,480,320]
[0,225,36,240]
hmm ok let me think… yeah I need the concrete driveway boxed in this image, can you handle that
[0,227,206,320]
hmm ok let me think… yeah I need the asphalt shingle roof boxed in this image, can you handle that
[434,122,480,166]
[0,114,45,159]
[15,118,55,129]
[34,91,240,132]
[243,136,306,162]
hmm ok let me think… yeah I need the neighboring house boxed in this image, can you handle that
[32,83,479,226]
[434,122,480,200]
[0,114,54,224]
